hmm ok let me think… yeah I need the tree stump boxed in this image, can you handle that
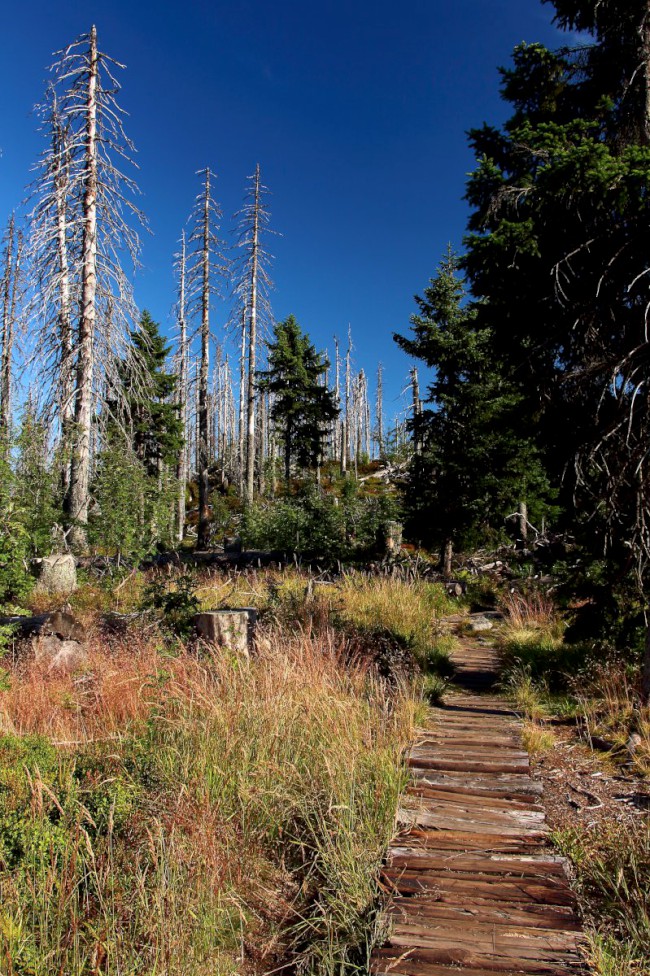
[384,521,403,556]
[31,554,77,594]
[194,608,257,657]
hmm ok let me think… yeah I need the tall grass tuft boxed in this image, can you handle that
[0,619,416,975]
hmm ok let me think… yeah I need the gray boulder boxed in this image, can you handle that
[33,635,88,672]
[467,615,494,633]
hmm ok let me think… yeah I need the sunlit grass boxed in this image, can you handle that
[0,576,419,976]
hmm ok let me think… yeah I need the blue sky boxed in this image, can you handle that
[1,0,564,420]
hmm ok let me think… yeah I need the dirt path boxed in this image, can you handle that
[371,636,588,975]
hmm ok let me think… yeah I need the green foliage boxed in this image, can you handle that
[241,481,400,560]
[0,446,32,610]
[463,11,650,623]
[90,436,179,560]
[118,310,184,475]
[259,315,338,481]
[13,405,62,556]
[143,570,201,637]
[394,250,556,553]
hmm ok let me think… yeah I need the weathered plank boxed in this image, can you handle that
[370,635,587,976]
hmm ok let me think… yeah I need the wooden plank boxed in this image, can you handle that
[389,900,582,931]
[406,758,530,774]
[388,850,570,878]
[370,636,586,976]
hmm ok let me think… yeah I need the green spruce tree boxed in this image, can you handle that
[463,0,650,698]
[259,316,339,483]
[119,311,184,476]
[394,250,553,564]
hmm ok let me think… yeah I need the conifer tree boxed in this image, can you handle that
[118,311,183,476]
[394,250,553,563]
[463,1,650,698]
[259,316,338,483]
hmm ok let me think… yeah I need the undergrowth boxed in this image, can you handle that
[553,822,650,976]
[0,571,421,976]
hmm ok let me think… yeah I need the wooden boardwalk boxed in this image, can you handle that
[371,638,587,976]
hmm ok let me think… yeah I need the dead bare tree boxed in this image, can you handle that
[1,215,24,440]
[186,167,227,549]
[173,231,189,542]
[410,365,422,454]
[376,362,384,459]
[232,164,275,506]
[27,86,78,489]
[28,27,146,548]
[342,327,352,474]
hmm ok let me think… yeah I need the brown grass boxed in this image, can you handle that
[0,609,416,976]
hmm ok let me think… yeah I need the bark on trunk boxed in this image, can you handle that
[176,232,188,543]
[238,307,246,494]
[443,539,453,577]
[54,120,74,496]
[244,165,261,507]
[376,362,384,458]
[518,500,528,542]
[411,366,422,455]
[66,26,98,550]
[197,172,211,550]
[0,216,17,439]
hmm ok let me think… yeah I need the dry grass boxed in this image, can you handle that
[553,821,650,976]
[0,594,418,976]
[574,662,650,776]
[521,720,555,755]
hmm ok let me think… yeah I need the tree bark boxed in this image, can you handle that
[244,165,261,507]
[197,172,211,550]
[53,117,74,496]
[66,25,98,550]
[176,231,188,543]
[411,366,422,454]
[0,216,17,440]
[443,538,453,577]
[518,500,528,542]
[238,306,246,494]
[376,362,384,458]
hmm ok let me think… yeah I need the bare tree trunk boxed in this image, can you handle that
[443,538,453,577]
[0,216,20,440]
[257,390,266,495]
[343,328,351,474]
[518,500,528,542]
[411,366,422,455]
[197,171,211,549]
[238,306,246,495]
[53,118,74,495]
[376,362,384,458]
[244,164,261,507]
[66,25,98,550]
[334,336,344,472]
[176,231,188,543]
